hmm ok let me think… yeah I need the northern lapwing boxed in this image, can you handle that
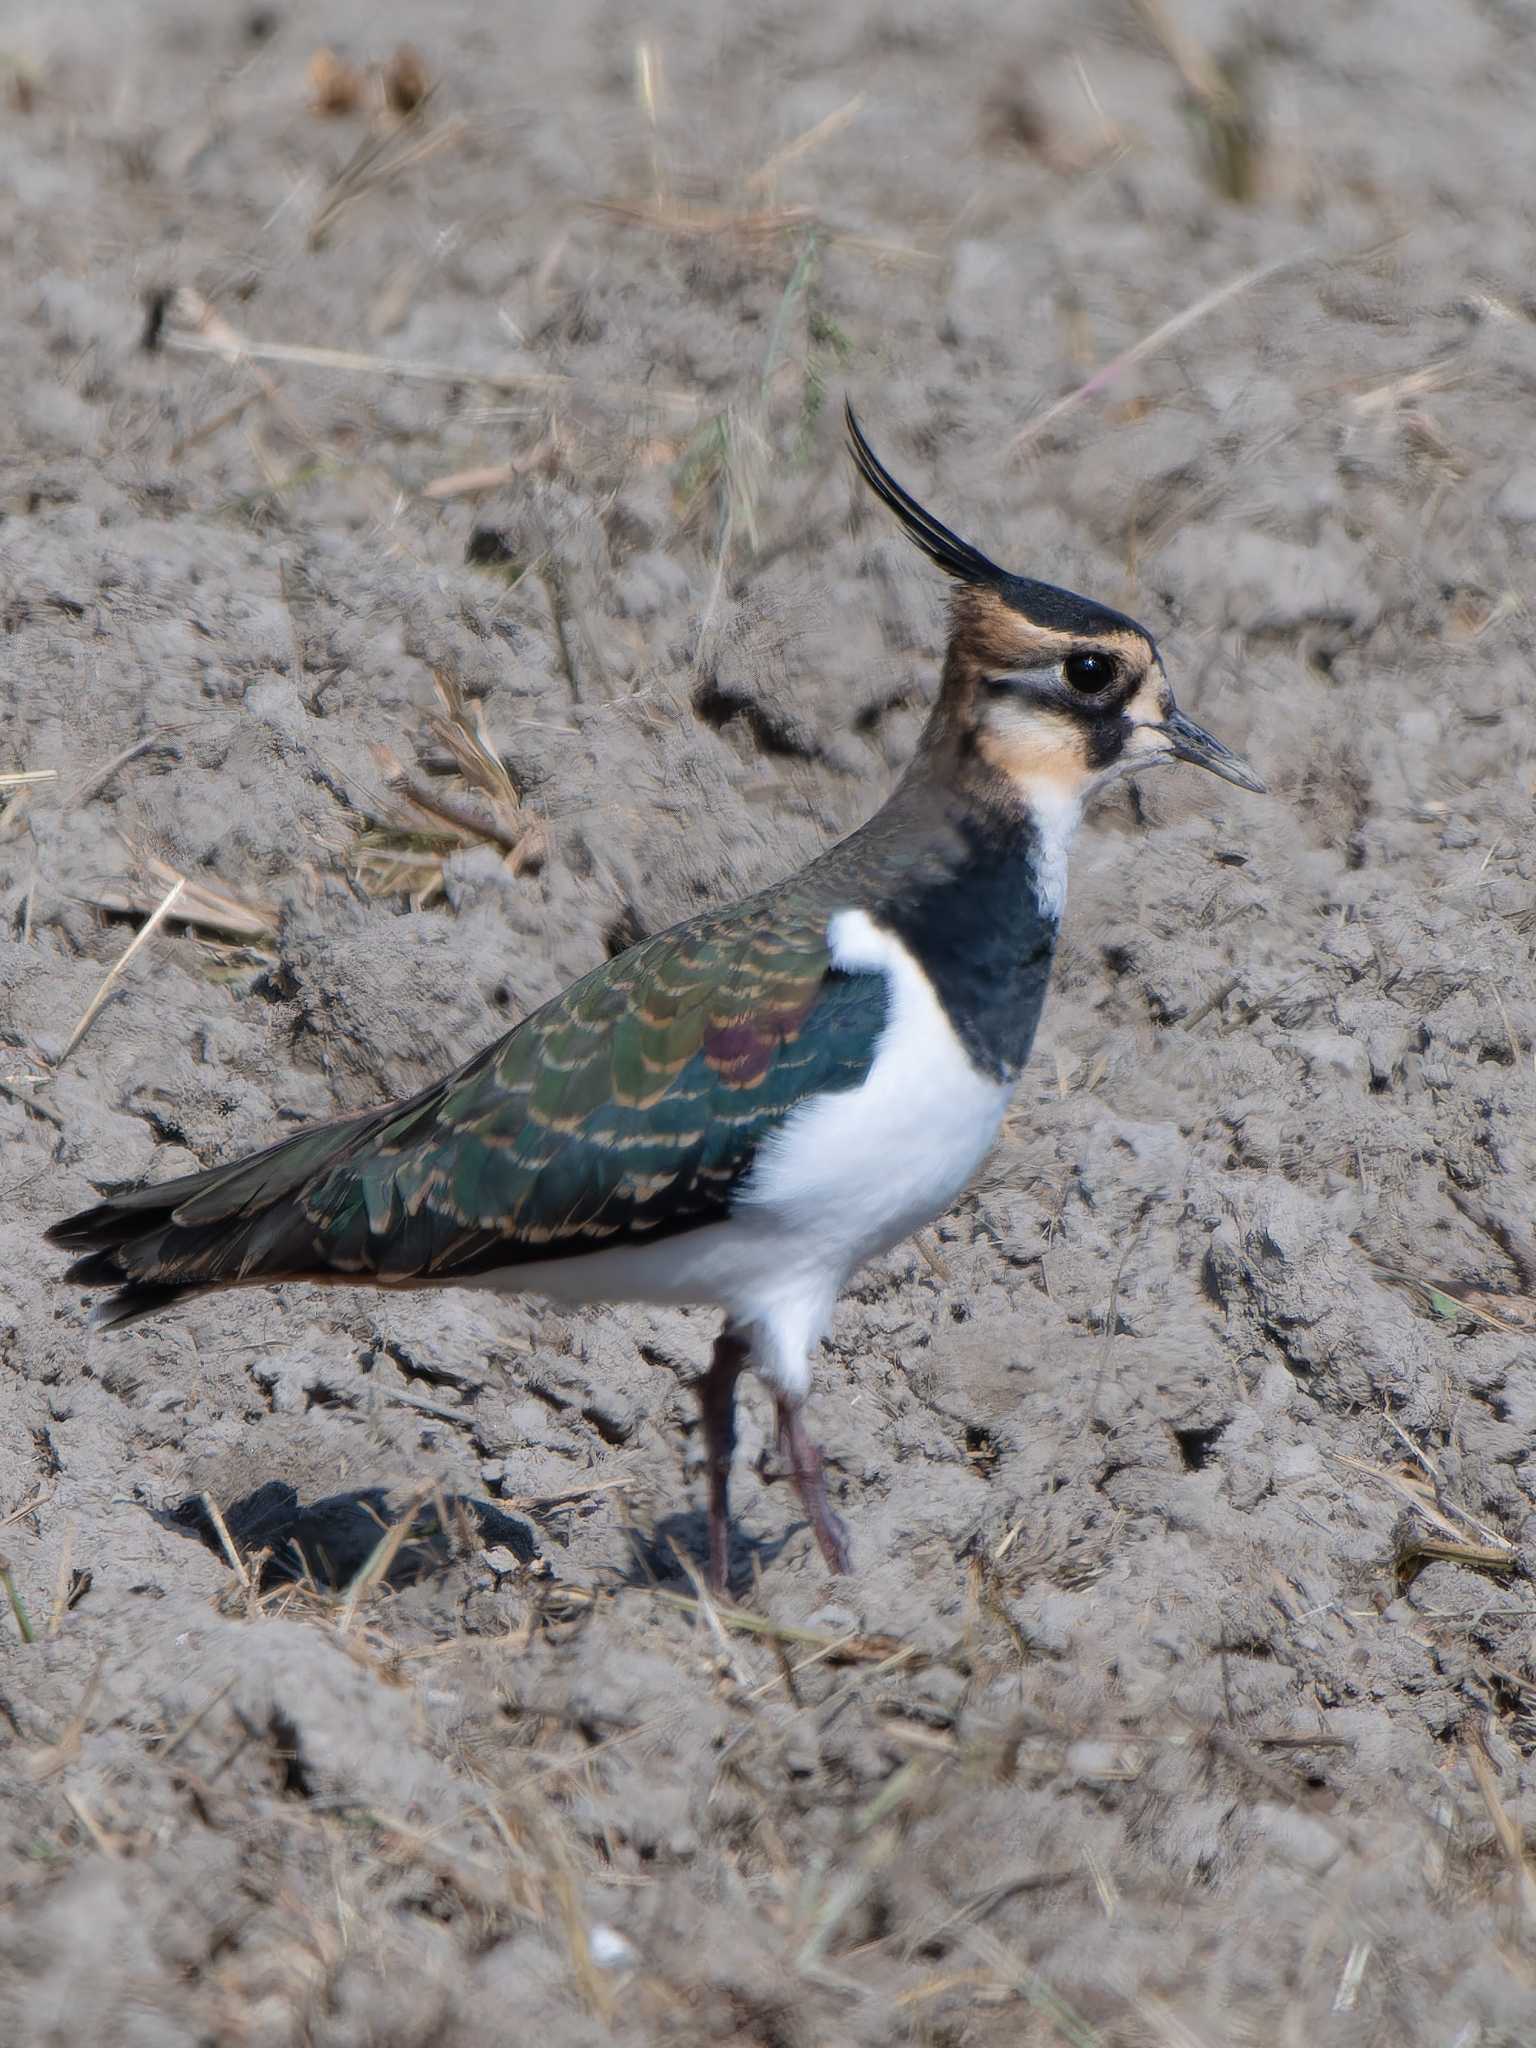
[48,404,1263,1591]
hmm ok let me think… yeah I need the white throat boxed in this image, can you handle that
[1022,782,1084,923]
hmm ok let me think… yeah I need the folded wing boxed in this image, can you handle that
[48,901,888,1326]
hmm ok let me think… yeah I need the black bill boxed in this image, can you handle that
[1158,707,1266,794]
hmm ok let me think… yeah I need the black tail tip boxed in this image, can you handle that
[53,1248,192,1329]
[85,1282,195,1331]
[62,1248,126,1289]
[45,1207,106,1251]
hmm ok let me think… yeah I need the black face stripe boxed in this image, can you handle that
[1083,716,1128,773]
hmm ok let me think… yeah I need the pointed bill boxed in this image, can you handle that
[1157,708,1266,793]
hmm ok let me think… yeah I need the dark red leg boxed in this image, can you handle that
[775,1396,852,1575]
[697,1325,749,1593]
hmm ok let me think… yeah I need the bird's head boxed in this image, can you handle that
[846,402,1264,816]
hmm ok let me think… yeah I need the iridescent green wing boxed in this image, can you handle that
[296,901,888,1278]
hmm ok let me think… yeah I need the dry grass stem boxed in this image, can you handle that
[1349,359,1460,418]
[647,1588,916,1666]
[159,291,700,412]
[200,1492,252,1590]
[0,1485,54,1533]
[157,289,311,440]
[0,1555,35,1643]
[1012,255,1304,453]
[633,40,668,207]
[963,1926,1105,2044]
[56,877,187,1067]
[337,1490,439,1630]
[492,1468,640,1515]
[156,1676,238,1760]
[29,1668,104,1781]
[1452,1289,1536,1332]
[1330,1453,1517,1566]
[61,1791,121,1858]
[1368,1260,1532,1336]
[83,852,277,946]
[423,463,520,500]
[1132,0,1228,103]
[169,393,257,458]
[0,1075,64,1127]
[666,1542,751,1688]
[311,103,465,248]
[74,735,183,805]
[745,94,865,192]
[47,1524,74,1637]
[371,761,540,860]
[913,1230,952,1282]
[357,671,545,902]
[589,198,815,242]
[1465,1737,1536,1922]
[1402,1536,1518,1573]
[422,439,559,498]
[1132,0,1265,202]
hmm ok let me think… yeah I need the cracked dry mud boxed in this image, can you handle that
[3,2,1536,2043]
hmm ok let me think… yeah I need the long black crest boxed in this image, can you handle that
[844,400,1008,590]
[844,399,1158,645]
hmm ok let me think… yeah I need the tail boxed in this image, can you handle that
[46,1090,436,1329]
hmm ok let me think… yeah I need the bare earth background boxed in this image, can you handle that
[3,1,1536,2041]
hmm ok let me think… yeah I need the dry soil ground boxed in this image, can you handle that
[3,2,1536,2043]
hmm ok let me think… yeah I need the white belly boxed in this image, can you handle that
[466,908,1012,1395]
[738,907,1011,1268]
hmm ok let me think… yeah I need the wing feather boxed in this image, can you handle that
[49,895,889,1318]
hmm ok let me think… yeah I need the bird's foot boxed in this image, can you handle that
[775,1396,852,1575]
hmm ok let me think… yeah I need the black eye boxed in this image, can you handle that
[1062,651,1119,694]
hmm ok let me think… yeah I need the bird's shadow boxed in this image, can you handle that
[156,1480,811,1602]
[157,1480,539,1593]
[617,1506,796,1598]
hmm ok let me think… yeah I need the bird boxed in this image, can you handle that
[48,401,1263,1593]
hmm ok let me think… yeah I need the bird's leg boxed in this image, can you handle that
[775,1395,852,1575]
[698,1324,750,1593]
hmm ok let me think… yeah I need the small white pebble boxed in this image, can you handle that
[588,1924,637,1971]
[806,1602,861,1634]
[480,1545,530,1577]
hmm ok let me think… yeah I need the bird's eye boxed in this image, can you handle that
[1062,651,1119,694]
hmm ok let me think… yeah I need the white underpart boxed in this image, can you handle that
[470,909,1014,1400]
